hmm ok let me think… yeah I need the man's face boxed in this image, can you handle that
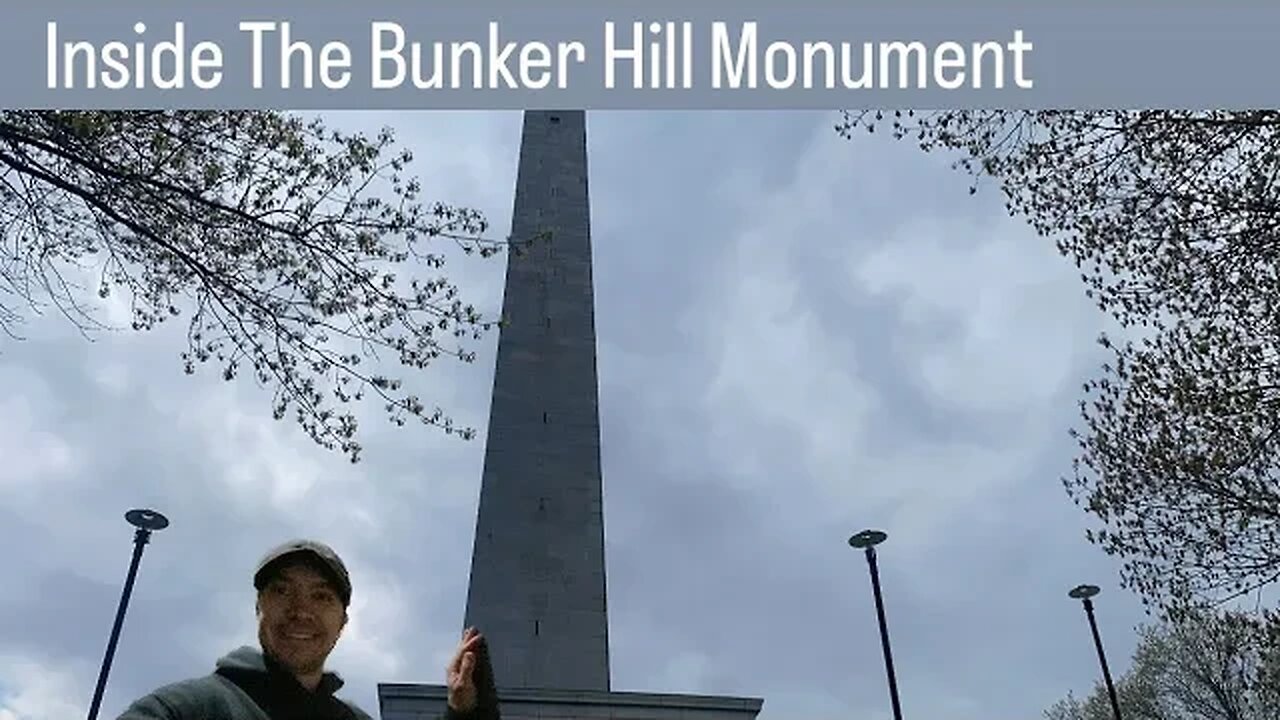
[256,561,347,679]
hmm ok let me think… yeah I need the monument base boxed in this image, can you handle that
[378,683,764,720]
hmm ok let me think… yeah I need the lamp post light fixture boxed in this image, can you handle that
[1068,583,1123,720]
[849,529,903,720]
[86,508,169,720]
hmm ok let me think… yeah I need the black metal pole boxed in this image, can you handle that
[86,526,154,720]
[864,546,904,720]
[1081,598,1123,720]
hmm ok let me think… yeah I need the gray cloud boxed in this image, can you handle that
[1,111,1147,720]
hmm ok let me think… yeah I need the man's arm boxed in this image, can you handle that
[444,706,478,720]
[114,693,179,720]
[468,634,500,720]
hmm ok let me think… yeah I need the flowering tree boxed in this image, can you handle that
[838,111,1280,614]
[0,110,512,462]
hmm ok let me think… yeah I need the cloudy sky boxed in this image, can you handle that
[0,110,1152,720]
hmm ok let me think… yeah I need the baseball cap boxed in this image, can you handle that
[253,539,352,606]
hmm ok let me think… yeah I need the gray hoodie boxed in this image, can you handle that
[115,646,375,720]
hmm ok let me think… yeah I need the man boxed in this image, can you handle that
[117,539,498,720]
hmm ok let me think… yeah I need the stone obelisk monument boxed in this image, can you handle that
[378,111,763,720]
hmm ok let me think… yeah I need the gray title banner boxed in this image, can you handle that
[2,0,1274,109]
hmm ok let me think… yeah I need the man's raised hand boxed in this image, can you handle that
[447,627,484,712]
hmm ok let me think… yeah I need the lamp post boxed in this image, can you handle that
[1068,583,1122,720]
[86,508,169,720]
[849,529,903,720]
